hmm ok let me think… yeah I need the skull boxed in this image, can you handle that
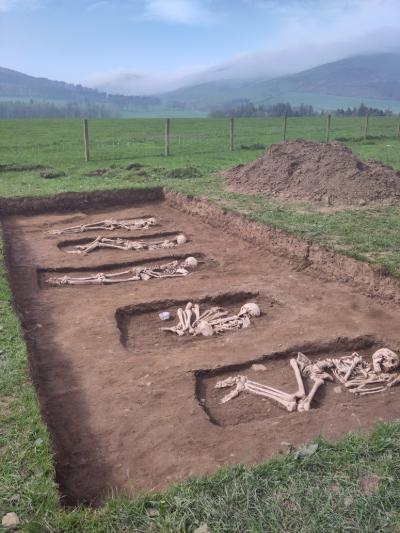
[372,348,399,373]
[182,257,197,268]
[148,218,157,226]
[238,303,260,317]
[176,234,187,245]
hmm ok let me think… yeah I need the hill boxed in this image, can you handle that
[2,53,399,116]
[0,66,108,102]
[157,53,400,112]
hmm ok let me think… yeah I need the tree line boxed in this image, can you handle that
[208,102,394,118]
[0,100,121,119]
[208,102,316,118]
[328,103,393,117]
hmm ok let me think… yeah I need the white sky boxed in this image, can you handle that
[1,0,399,94]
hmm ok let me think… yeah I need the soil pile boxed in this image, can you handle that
[223,138,400,205]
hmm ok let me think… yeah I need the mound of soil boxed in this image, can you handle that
[224,138,400,205]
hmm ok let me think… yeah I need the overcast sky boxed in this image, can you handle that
[1,0,399,95]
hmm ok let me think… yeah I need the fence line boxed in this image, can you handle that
[1,117,398,164]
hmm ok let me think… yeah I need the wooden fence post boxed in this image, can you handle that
[326,114,331,143]
[165,119,170,156]
[230,117,234,151]
[283,116,287,141]
[83,119,89,162]
[397,113,400,138]
[364,113,369,140]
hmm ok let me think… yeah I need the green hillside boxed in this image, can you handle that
[158,53,400,112]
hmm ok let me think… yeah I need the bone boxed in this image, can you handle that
[177,308,187,331]
[357,387,386,396]
[193,304,200,322]
[220,379,246,403]
[290,358,306,399]
[44,217,157,234]
[161,326,184,336]
[387,375,400,388]
[343,354,363,382]
[185,308,193,333]
[46,259,192,286]
[66,233,188,255]
[217,375,297,412]
[194,321,213,336]
[372,348,399,374]
[245,380,296,403]
[238,303,260,317]
[298,377,324,412]
[182,257,198,268]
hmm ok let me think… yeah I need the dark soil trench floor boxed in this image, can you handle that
[2,199,400,506]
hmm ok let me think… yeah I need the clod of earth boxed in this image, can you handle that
[161,301,259,336]
[66,234,188,255]
[43,217,157,235]
[46,258,198,286]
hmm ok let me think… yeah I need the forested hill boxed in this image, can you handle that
[157,53,400,110]
[0,67,107,101]
[0,67,161,110]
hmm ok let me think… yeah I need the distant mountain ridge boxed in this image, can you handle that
[156,53,400,110]
[0,66,109,101]
[1,53,399,113]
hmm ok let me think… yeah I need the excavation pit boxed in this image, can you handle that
[1,189,400,506]
[37,252,206,289]
[196,335,398,427]
[57,231,186,254]
[116,290,273,352]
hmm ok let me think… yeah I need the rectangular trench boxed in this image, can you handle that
[2,188,400,507]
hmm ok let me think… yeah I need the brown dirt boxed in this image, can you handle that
[223,138,400,205]
[2,188,400,508]
[0,164,51,172]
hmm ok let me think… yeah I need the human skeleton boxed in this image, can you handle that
[65,234,187,255]
[215,348,400,412]
[46,257,198,286]
[161,302,260,337]
[44,217,157,235]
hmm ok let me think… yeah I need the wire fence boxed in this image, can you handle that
[1,116,399,166]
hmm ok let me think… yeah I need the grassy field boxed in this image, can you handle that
[1,116,400,275]
[1,116,400,531]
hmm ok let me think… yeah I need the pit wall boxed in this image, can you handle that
[0,186,399,304]
[164,190,400,305]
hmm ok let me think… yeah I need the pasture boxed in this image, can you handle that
[1,116,400,532]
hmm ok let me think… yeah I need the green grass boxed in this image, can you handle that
[1,116,399,275]
[1,116,400,531]
[120,109,208,119]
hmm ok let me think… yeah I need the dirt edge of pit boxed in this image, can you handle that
[1,186,399,305]
[0,187,164,216]
[164,190,400,305]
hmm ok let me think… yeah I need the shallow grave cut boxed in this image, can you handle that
[196,335,398,427]
[2,190,400,506]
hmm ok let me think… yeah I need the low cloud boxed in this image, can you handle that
[84,63,211,95]
[142,0,216,25]
[83,27,400,96]
[0,0,42,11]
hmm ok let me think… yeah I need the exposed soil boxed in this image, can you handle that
[223,138,400,205]
[0,164,51,172]
[2,189,400,508]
